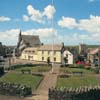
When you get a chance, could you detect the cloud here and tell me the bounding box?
[27,5,43,23]
[43,5,56,19]
[23,4,56,23]
[78,15,100,33]
[0,16,11,22]
[22,15,29,22]
[0,29,19,45]
[58,16,78,29]
[58,15,100,34]
[22,28,56,38]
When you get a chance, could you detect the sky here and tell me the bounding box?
[0,0,100,45]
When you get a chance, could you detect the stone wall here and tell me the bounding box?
[49,86,100,100]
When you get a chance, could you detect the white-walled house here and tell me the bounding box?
[63,49,74,64]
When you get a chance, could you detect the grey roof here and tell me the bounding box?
[22,35,41,47]
[88,48,100,54]
[38,45,62,51]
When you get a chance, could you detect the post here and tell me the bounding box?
[51,0,54,73]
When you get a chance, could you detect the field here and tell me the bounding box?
[57,67,99,88]
[57,76,99,88]
[0,73,43,89]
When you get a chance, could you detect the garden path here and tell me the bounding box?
[27,64,60,100]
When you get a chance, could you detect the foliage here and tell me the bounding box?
[15,66,51,72]
[77,64,84,69]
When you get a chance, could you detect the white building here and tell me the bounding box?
[63,49,74,64]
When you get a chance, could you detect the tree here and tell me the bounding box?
[47,57,50,65]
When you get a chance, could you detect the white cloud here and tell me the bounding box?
[58,16,78,29]
[78,15,100,33]
[0,29,19,45]
[58,15,100,34]
[0,16,11,22]
[43,5,56,19]
[22,15,29,22]
[23,4,56,23]
[22,28,56,38]
[27,5,43,23]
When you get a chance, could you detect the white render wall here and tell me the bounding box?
[63,50,73,64]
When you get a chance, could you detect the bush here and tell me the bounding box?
[68,64,75,68]
[77,64,84,69]
[94,68,100,74]
[10,63,34,70]
[85,66,91,70]
[0,67,4,76]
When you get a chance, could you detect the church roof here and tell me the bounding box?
[21,35,41,47]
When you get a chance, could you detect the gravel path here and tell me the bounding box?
[27,64,60,100]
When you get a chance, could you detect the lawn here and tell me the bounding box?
[0,73,43,90]
[15,66,51,72]
[57,76,100,88]
[60,67,94,74]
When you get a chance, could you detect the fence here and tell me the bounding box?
[49,85,100,100]
[0,82,32,97]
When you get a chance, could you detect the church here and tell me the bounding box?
[15,30,41,57]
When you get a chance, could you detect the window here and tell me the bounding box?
[54,51,56,55]
[32,51,35,53]
[48,51,50,55]
[42,57,44,61]
[54,57,56,61]
[42,51,44,54]
[96,53,98,56]
[66,59,68,63]
[66,54,68,58]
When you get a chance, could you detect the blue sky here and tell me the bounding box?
[0,0,100,45]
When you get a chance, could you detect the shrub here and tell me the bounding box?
[77,64,84,69]
[94,68,100,74]
[0,67,4,76]
[68,64,75,68]
[85,66,91,70]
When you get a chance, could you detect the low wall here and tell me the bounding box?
[49,86,100,100]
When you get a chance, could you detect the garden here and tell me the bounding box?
[57,64,100,88]
[0,64,51,90]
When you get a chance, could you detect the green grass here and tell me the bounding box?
[15,66,51,72]
[60,67,94,74]
[0,73,43,90]
[57,76,99,88]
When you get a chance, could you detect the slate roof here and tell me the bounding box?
[23,47,38,51]
[38,44,62,51]
[21,35,41,47]
[88,48,100,55]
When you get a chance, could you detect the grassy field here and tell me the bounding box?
[57,76,100,88]
[60,67,94,74]
[0,73,43,89]
[15,66,51,72]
